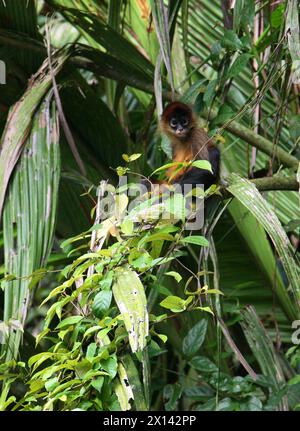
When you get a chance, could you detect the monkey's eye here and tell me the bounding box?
[181,117,188,127]
[170,118,177,128]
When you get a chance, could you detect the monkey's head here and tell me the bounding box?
[161,102,195,141]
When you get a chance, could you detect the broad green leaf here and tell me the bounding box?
[114,377,131,411]
[112,268,149,352]
[138,232,175,248]
[2,96,61,361]
[91,376,104,393]
[151,161,188,176]
[271,4,285,28]
[227,198,297,321]
[180,236,209,247]
[101,355,118,379]
[121,354,147,411]
[52,5,155,76]
[56,316,83,329]
[191,160,213,173]
[240,306,287,410]
[86,343,97,361]
[0,52,65,218]
[190,356,218,373]
[182,319,208,358]
[122,153,142,162]
[160,295,187,313]
[45,377,59,392]
[203,79,218,106]
[163,383,182,411]
[28,352,56,369]
[121,219,134,236]
[227,174,300,307]
[165,271,182,283]
[288,375,300,386]
[92,290,112,318]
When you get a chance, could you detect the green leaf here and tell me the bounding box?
[48,3,155,76]
[221,30,243,51]
[227,197,297,321]
[139,232,175,247]
[0,52,66,218]
[191,160,213,173]
[165,271,182,283]
[56,316,83,329]
[271,4,285,28]
[86,343,97,361]
[45,377,59,392]
[120,354,147,411]
[163,383,182,411]
[155,333,168,343]
[182,319,208,358]
[83,325,102,339]
[92,290,112,318]
[91,376,104,393]
[129,251,153,270]
[113,268,149,352]
[194,306,214,315]
[203,79,218,106]
[122,153,142,163]
[28,352,55,369]
[190,356,218,373]
[75,359,92,380]
[160,295,187,313]
[180,236,209,247]
[101,355,118,379]
[227,54,252,78]
[288,114,300,142]
[152,161,188,176]
[288,375,300,386]
[160,135,173,159]
[2,96,62,362]
[227,174,300,306]
[240,306,286,408]
[120,219,134,236]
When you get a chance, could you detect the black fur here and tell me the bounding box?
[178,146,220,191]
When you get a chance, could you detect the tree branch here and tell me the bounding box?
[205,109,299,170]
[251,175,299,191]
[221,174,299,199]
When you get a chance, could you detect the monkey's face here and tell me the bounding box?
[160,102,195,144]
[169,112,190,139]
[161,102,193,141]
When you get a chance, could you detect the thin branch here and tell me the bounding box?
[250,175,299,191]
[221,174,299,199]
[218,317,258,380]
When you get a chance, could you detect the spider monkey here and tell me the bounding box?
[159,101,220,191]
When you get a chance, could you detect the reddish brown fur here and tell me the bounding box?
[160,102,214,182]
